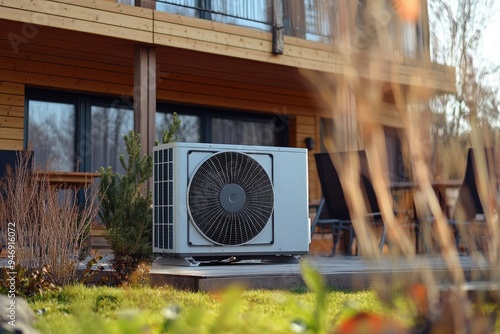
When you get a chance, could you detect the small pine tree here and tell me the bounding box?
[98,132,153,284]
[160,112,181,145]
[98,113,180,285]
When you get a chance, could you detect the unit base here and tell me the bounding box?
[155,256,200,267]
[155,254,302,267]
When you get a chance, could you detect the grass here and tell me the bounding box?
[27,284,408,334]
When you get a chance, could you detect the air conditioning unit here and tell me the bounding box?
[153,142,310,266]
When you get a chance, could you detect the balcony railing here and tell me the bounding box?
[119,0,423,58]
[119,0,334,43]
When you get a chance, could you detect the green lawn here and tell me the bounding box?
[21,263,500,333]
[28,284,405,334]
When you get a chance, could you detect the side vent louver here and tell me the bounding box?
[154,147,174,250]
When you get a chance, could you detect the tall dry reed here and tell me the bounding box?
[302,0,498,329]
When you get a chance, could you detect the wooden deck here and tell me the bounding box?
[150,255,494,292]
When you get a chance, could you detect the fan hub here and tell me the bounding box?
[219,183,246,213]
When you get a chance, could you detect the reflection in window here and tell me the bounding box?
[156,104,288,147]
[212,117,283,146]
[26,90,135,175]
[384,127,406,182]
[403,21,422,58]
[28,100,76,171]
[155,113,201,143]
[91,106,133,174]
[210,0,271,31]
[156,0,197,16]
[304,0,332,43]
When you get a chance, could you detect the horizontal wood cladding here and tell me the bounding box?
[152,10,455,92]
[0,127,23,141]
[0,53,133,88]
[0,20,135,97]
[0,0,153,43]
[288,114,321,200]
[0,81,24,150]
[0,81,23,95]
[156,75,319,116]
[0,139,22,150]
[0,105,23,118]
[156,46,322,93]
[155,46,324,116]
[0,0,456,93]
[285,115,316,147]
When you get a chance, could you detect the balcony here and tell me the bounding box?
[121,0,333,43]
[119,0,427,59]
[0,0,456,93]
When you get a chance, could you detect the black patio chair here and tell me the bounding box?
[1,150,33,173]
[312,151,387,256]
[450,147,496,252]
[0,150,20,179]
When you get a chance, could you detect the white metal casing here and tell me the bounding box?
[152,142,310,258]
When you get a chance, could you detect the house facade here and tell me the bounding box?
[0,0,455,201]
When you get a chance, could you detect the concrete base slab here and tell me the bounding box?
[150,255,494,292]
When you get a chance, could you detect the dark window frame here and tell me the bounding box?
[156,102,289,147]
[25,88,134,173]
[25,88,289,173]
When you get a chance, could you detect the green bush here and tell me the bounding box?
[1,264,58,298]
[98,114,181,285]
[98,131,154,285]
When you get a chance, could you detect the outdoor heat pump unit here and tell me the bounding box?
[153,142,310,266]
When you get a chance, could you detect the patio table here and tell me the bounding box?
[390,179,462,217]
[34,171,100,189]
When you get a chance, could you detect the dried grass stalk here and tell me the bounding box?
[0,151,99,285]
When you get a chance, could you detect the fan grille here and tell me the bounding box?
[187,151,274,245]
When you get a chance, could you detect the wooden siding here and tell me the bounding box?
[0,18,324,194]
[155,47,322,117]
[0,0,456,93]
[0,0,457,197]
[289,115,321,200]
[0,0,153,43]
[0,21,135,96]
[0,18,323,118]
[0,19,135,150]
[153,9,456,93]
[0,81,24,150]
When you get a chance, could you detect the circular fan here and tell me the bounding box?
[187,151,274,246]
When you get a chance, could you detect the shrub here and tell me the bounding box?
[98,112,181,285]
[0,264,58,298]
[0,150,99,286]
[98,132,154,285]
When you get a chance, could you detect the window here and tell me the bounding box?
[26,90,133,174]
[155,112,201,143]
[384,127,406,182]
[27,90,287,174]
[156,103,288,147]
[402,20,423,59]
[28,100,77,171]
[90,104,134,174]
